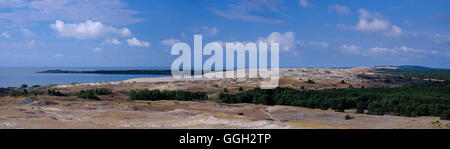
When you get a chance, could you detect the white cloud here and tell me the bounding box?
[20,28,32,36]
[1,32,10,38]
[329,4,350,15]
[213,31,297,52]
[385,25,403,37]
[355,18,391,32]
[358,9,383,19]
[297,41,328,48]
[431,50,439,55]
[397,46,424,53]
[0,0,27,8]
[27,40,36,47]
[445,51,450,57]
[299,0,309,8]
[54,54,63,58]
[349,9,403,37]
[161,38,180,46]
[0,40,39,49]
[201,26,220,36]
[127,37,149,47]
[403,20,414,26]
[50,20,132,39]
[365,47,392,56]
[104,38,121,45]
[0,0,142,27]
[340,44,361,54]
[308,41,329,48]
[93,47,103,52]
[0,29,33,39]
[432,33,450,44]
[209,0,284,24]
[258,31,296,51]
[363,46,431,57]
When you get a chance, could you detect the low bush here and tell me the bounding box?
[345,114,354,120]
[47,90,67,96]
[78,90,100,100]
[94,88,112,95]
[128,89,207,101]
[9,91,24,97]
[306,79,315,84]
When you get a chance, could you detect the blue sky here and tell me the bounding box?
[0,0,449,68]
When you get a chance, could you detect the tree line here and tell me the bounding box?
[128,89,208,101]
[77,88,113,100]
[375,66,450,80]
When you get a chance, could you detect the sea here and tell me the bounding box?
[0,67,170,88]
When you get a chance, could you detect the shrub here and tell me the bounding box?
[432,120,441,127]
[0,88,7,97]
[306,79,315,84]
[95,88,112,95]
[239,87,243,92]
[345,114,354,120]
[9,91,23,97]
[129,89,207,101]
[47,90,67,96]
[78,90,100,100]
[31,91,43,97]
[223,88,228,93]
[384,79,392,83]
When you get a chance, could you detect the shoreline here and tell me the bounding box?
[4,66,444,89]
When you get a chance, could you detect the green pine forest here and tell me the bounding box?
[220,81,450,120]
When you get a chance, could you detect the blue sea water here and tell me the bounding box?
[0,67,170,88]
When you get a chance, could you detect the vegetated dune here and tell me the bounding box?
[0,67,448,129]
[0,97,447,129]
[57,67,428,92]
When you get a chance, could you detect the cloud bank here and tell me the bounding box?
[50,20,132,39]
